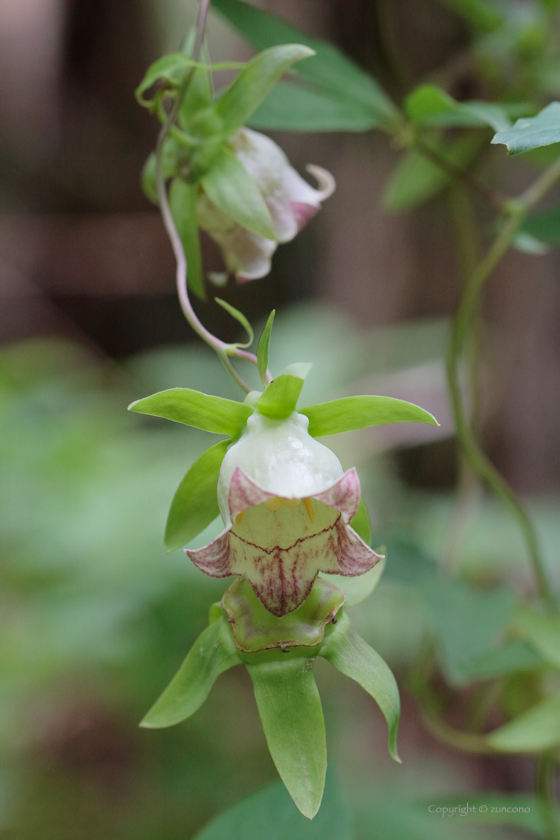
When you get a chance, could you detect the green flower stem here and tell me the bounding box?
[447,154,560,613]
[537,752,560,840]
[155,0,270,395]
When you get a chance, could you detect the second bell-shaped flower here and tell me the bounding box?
[186,412,382,617]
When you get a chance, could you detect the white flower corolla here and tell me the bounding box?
[186,413,382,617]
[197,128,335,283]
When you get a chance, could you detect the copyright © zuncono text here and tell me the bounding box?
[428,804,531,817]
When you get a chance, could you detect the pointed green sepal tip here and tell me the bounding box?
[300,395,438,437]
[140,615,242,729]
[321,611,401,762]
[257,362,312,420]
[127,388,252,436]
[246,656,327,819]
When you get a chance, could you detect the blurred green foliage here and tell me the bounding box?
[1,304,558,837]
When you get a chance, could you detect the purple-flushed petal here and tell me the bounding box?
[312,468,361,523]
[186,529,232,578]
[228,467,276,520]
[329,521,383,576]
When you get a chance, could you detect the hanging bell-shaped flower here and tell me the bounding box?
[186,411,382,617]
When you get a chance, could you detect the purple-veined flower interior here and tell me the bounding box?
[186,412,382,617]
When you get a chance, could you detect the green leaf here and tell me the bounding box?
[215,44,315,134]
[492,102,560,155]
[383,134,483,213]
[222,576,345,653]
[214,298,254,348]
[523,206,560,244]
[514,607,560,669]
[140,615,241,728]
[169,178,206,300]
[193,769,353,840]
[349,496,372,545]
[257,310,275,387]
[487,693,560,752]
[420,578,517,686]
[201,147,275,239]
[246,656,327,819]
[405,84,511,131]
[212,0,399,131]
[300,395,438,437]
[461,641,547,681]
[257,364,311,420]
[249,81,379,132]
[321,612,400,761]
[136,53,195,107]
[324,557,386,607]
[128,388,252,436]
[165,439,229,552]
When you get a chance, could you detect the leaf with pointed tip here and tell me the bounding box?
[128,388,252,436]
[492,102,560,155]
[246,656,327,819]
[140,615,241,728]
[257,364,311,420]
[300,395,438,437]
[257,310,275,387]
[165,439,230,552]
[212,0,399,131]
[405,84,511,131]
[201,147,275,239]
[487,694,560,752]
[169,178,206,300]
[321,612,400,761]
[249,81,379,132]
[215,44,315,134]
[215,298,253,348]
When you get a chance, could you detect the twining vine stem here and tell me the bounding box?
[155,0,270,395]
[446,153,560,612]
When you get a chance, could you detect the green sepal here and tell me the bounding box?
[136,53,196,108]
[300,395,438,437]
[324,556,386,607]
[257,363,312,420]
[165,438,230,552]
[128,388,252,436]
[246,654,327,819]
[214,44,315,135]
[169,178,206,300]
[201,147,275,239]
[214,298,254,348]
[140,614,242,728]
[222,576,345,653]
[405,85,511,132]
[486,693,560,752]
[492,102,560,155]
[178,46,214,131]
[257,310,275,387]
[320,611,400,762]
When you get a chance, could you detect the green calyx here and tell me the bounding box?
[140,575,400,819]
[222,576,345,654]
